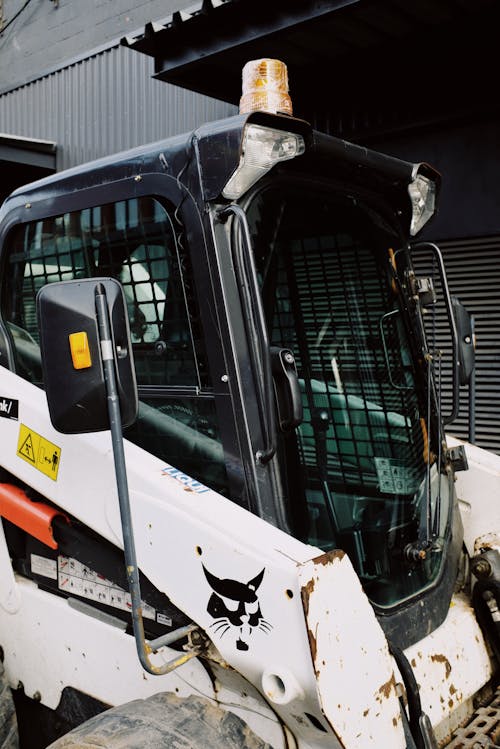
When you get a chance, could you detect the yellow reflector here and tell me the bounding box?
[239,58,293,115]
[69,331,92,370]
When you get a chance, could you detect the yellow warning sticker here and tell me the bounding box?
[17,424,61,481]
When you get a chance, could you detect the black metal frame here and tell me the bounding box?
[0,169,249,513]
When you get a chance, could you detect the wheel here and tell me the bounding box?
[46,692,272,748]
[0,661,19,749]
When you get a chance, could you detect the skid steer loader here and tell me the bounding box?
[0,59,499,749]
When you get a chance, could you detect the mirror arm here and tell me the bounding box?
[95,283,201,675]
[410,242,460,425]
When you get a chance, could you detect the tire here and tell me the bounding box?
[0,662,19,749]
[46,692,272,748]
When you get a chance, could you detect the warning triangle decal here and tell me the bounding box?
[18,432,36,463]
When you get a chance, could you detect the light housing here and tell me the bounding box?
[239,58,293,116]
[222,123,305,200]
[408,173,437,236]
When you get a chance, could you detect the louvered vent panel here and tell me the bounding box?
[413,237,500,454]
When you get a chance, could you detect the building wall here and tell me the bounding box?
[367,120,500,453]
[0,0,193,93]
[1,0,498,454]
[0,43,236,171]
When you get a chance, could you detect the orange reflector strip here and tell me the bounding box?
[69,331,92,370]
[388,248,398,295]
[420,417,430,464]
[0,483,68,549]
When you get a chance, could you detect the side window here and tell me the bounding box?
[2,196,230,496]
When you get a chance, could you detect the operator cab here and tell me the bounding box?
[0,61,464,649]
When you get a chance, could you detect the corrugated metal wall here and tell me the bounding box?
[414,237,500,455]
[439,237,500,454]
[0,44,237,171]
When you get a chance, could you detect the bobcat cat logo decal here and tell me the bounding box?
[203,566,272,651]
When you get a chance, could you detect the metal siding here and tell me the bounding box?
[415,238,500,455]
[0,44,236,171]
[440,238,500,454]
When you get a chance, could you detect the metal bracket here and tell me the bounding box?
[446,444,468,473]
[415,276,437,307]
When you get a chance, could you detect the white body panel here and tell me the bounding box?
[0,369,496,748]
[404,593,492,744]
[447,435,500,555]
[0,366,407,747]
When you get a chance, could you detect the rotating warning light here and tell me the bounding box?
[240,58,293,116]
[69,331,92,370]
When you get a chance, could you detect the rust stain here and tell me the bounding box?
[393,718,398,727]
[411,658,417,668]
[448,699,454,708]
[363,709,369,717]
[300,577,319,664]
[449,684,456,695]
[311,549,345,566]
[431,654,452,679]
[378,674,396,700]
[301,577,315,618]
[307,625,318,663]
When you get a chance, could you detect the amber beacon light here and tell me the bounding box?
[239,58,293,115]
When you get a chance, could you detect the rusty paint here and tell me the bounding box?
[448,699,453,708]
[392,717,397,727]
[303,578,315,596]
[449,684,456,695]
[378,674,396,700]
[301,577,315,618]
[311,549,345,566]
[308,626,318,664]
[411,658,417,667]
[363,709,369,717]
[301,574,319,663]
[431,653,452,679]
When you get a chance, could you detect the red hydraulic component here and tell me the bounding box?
[0,483,68,549]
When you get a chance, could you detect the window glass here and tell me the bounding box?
[3,197,201,387]
[2,197,230,497]
[247,185,447,608]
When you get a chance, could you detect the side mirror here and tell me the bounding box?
[452,296,475,386]
[37,278,138,434]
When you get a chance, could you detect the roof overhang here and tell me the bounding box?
[121,0,359,106]
[0,133,56,171]
[122,0,499,139]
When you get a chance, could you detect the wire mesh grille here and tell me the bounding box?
[264,216,424,494]
[5,197,204,388]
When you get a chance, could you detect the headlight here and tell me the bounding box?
[222,123,305,200]
[408,173,436,236]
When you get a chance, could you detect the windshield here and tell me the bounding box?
[246,183,449,608]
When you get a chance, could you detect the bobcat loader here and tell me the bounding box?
[0,60,499,749]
